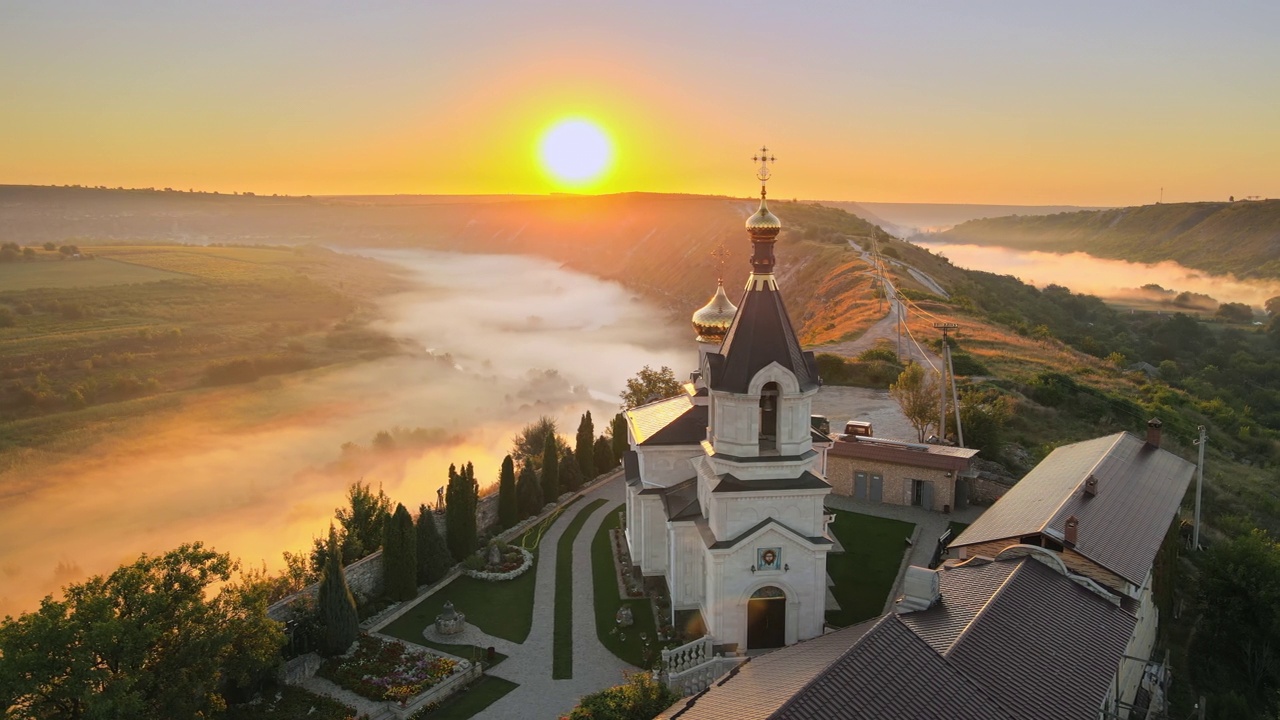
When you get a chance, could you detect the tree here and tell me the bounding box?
[1217,302,1255,324]
[620,365,683,409]
[415,503,451,585]
[563,671,680,720]
[541,431,560,502]
[42,241,56,251]
[0,543,283,719]
[497,454,519,528]
[890,362,940,442]
[335,480,393,564]
[445,462,479,562]
[594,434,616,476]
[610,412,629,460]
[575,411,595,480]
[382,503,417,601]
[318,526,360,656]
[958,387,1013,459]
[1191,528,1280,715]
[561,453,585,493]
[517,462,543,519]
[511,416,570,472]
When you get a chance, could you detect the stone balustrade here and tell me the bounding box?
[661,635,713,675]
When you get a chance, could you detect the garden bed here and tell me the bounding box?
[460,544,533,582]
[318,635,465,705]
[592,504,663,669]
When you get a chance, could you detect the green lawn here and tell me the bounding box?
[591,504,660,669]
[412,675,519,720]
[824,508,915,627]
[380,500,580,647]
[553,498,607,679]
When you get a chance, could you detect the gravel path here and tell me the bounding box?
[477,477,631,720]
[815,240,943,369]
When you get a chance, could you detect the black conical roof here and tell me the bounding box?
[706,279,819,394]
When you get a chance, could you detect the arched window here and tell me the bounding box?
[759,381,779,452]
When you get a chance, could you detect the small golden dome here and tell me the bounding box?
[745,196,781,239]
[692,281,738,343]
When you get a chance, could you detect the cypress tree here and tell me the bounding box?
[416,503,451,584]
[497,455,518,528]
[610,412,629,461]
[561,453,585,492]
[382,503,417,601]
[517,463,543,519]
[594,434,616,476]
[540,432,560,503]
[575,411,595,480]
[318,525,359,656]
[445,463,479,562]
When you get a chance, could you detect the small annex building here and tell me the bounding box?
[826,434,978,512]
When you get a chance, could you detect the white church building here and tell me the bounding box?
[623,157,836,651]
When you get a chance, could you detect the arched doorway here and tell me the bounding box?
[747,585,786,650]
[759,382,779,452]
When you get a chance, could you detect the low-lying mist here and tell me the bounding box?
[917,242,1280,309]
[0,250,688,617]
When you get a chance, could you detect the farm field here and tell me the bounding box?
[0,257,186,290]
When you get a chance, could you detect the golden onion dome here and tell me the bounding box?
[745,196,781,239]
[692,281,738,343]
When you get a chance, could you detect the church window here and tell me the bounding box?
[759,382,779,452]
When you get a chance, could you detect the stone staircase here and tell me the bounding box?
[660,635,749,696]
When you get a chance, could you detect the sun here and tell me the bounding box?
[537,119,612,188]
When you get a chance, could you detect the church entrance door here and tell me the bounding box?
[747,586,786,650]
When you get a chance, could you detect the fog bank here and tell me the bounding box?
[917,242,1280,309]
[0,250,688,617]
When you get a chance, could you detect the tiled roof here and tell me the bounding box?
[951,432,1194,585]
[656,619,877,720]
[658,556,1137,720]
[626,394,708,446]
[942,559,1136,720]
[776,617,1012,720]
[711,471,830,493]
[828,437,978,471]
[706,283,819,394]
[661,478,702,522]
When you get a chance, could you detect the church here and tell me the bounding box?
[623,153,835,651]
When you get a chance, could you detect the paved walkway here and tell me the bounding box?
[467,477,631,720]
[824,494,986,612]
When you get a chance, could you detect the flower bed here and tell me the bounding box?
[461,545,533,582]
[318,635,460,704]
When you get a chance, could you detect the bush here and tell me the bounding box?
[0,307,15,327]
[816,353,903,388]
[563,672,679,720]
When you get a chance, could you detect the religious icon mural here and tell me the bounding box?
[757,547,782,571]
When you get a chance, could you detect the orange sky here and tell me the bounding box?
[1,2,1277,205]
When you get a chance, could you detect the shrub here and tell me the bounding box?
[563,672,679,720]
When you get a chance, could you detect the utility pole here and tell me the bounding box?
[933,323,960,444]
[1193,425,1206,550]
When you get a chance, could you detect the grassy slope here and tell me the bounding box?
[934,200,1280,279]
[553,498,607,679]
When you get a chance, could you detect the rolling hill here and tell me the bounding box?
[930,200,1280,279]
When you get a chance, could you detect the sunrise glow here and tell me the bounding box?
[537,119,613,189]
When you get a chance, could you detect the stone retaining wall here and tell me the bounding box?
[966,473,1014,506]
[268,551,385,622]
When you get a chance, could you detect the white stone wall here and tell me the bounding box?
[639,494,669,575]
[702,526,828,649]
[668,523,706,610]
[637,445,703,487]
[708,490,828,542]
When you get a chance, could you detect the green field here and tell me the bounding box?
[0,257,185,290]
[418,675,518,720]
[824,509,915,627]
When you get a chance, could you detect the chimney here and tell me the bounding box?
[1083,474,1098,497]
[1146,418,1163,448]
[1064,515,1079,546]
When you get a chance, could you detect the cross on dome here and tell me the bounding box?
[752,147,776,195]
[710,243,731,282]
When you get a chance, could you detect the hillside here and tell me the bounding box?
[815,201,1103,236]
[931,199,1280,279]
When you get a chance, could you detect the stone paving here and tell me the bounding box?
[823,493,986,612]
